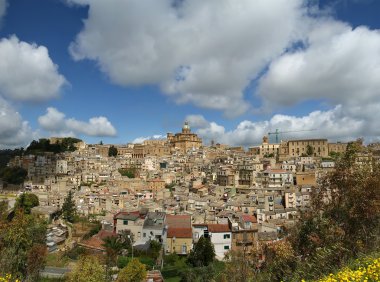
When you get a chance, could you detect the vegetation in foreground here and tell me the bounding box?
[315,255,380,282]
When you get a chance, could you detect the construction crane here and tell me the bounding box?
[268,129,317,143]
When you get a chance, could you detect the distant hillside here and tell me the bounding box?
[0,148,24,170]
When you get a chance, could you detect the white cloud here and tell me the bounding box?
[132,135,165,144]
[38,107,117,137]
[185,115,209,128]
[190,106,380,147]
[0,36,66,102]
[0,97,37,148]
[69,0,307,116]
[258,20,380,110]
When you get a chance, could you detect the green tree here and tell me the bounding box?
[118,168,136,178]
[306,144,314,156]
[26,243,47,281]
[315,142,380,253]
[61,190,76,223]
[223,250,255,282]
[0,166,27,185]
[68,255,106,282]
[0,210,47,280]
[262,240,296,281]
[14,193,39,214]
[117,258,147,282]
[149,240,162,260]
[108,145,118,157]
[180,265,216,282]
[25,138,81,154]
[102,236,123,266]
[187,236,215,267]
[0,148,24,171]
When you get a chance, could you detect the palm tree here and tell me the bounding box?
[102,236,123,266]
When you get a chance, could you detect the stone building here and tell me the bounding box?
[328,142,348,154]
[278,139,329,159]
[167,122,202,153]
[249,136,280,158]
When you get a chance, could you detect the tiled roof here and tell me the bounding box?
[79,236,105,251]
[166,214,191,228]
[114,211,140,220]
[207,224,231,233]
[97,229,117,240]
[241,214,257,223]
[167,227,192,238]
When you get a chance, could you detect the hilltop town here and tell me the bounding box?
[0,122,379,280]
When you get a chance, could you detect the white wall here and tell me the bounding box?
[210,232,232,260]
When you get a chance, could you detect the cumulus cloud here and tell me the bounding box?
[258,20,380,110]
[132,135,165,144]
[189,106,379,147]
[38,107,117,137]
[69,0,307,116]
[0,97,37,148]
[0,36,66,102]
[185,115,209,128]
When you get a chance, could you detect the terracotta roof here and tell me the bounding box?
[241,214,257,223]
[166,214,191,228]
[207,224,231,233]
[97,229,117,240]
[79,229,116,251]
[147,178,164,182]
[167,227,192,238]
[114,211,140,220]
[79,236,105,251]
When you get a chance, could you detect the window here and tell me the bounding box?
[224,234,231,239]
[123,220,128,225]
[143,233,146,238]
[224,245,230,250]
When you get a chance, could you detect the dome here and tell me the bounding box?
[182,121,191,133]
[183,121,190,129]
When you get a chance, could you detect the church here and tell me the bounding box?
[167,122,202,153]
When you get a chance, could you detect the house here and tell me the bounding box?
[166,215,192,255]
[141,211,167,244]
[113,211,145,243]
[230,215,258,255]
[193,223,232,260]
[31,206,60,223]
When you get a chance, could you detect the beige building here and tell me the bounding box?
[147,179,166,199]
[296,171,317,186]
[113,211,145,242]
[328,142,348,154]
[167,122,202,153]
[281,139,329,158]
[249,136,280,158]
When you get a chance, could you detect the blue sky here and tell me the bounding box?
[0,0,380,148]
